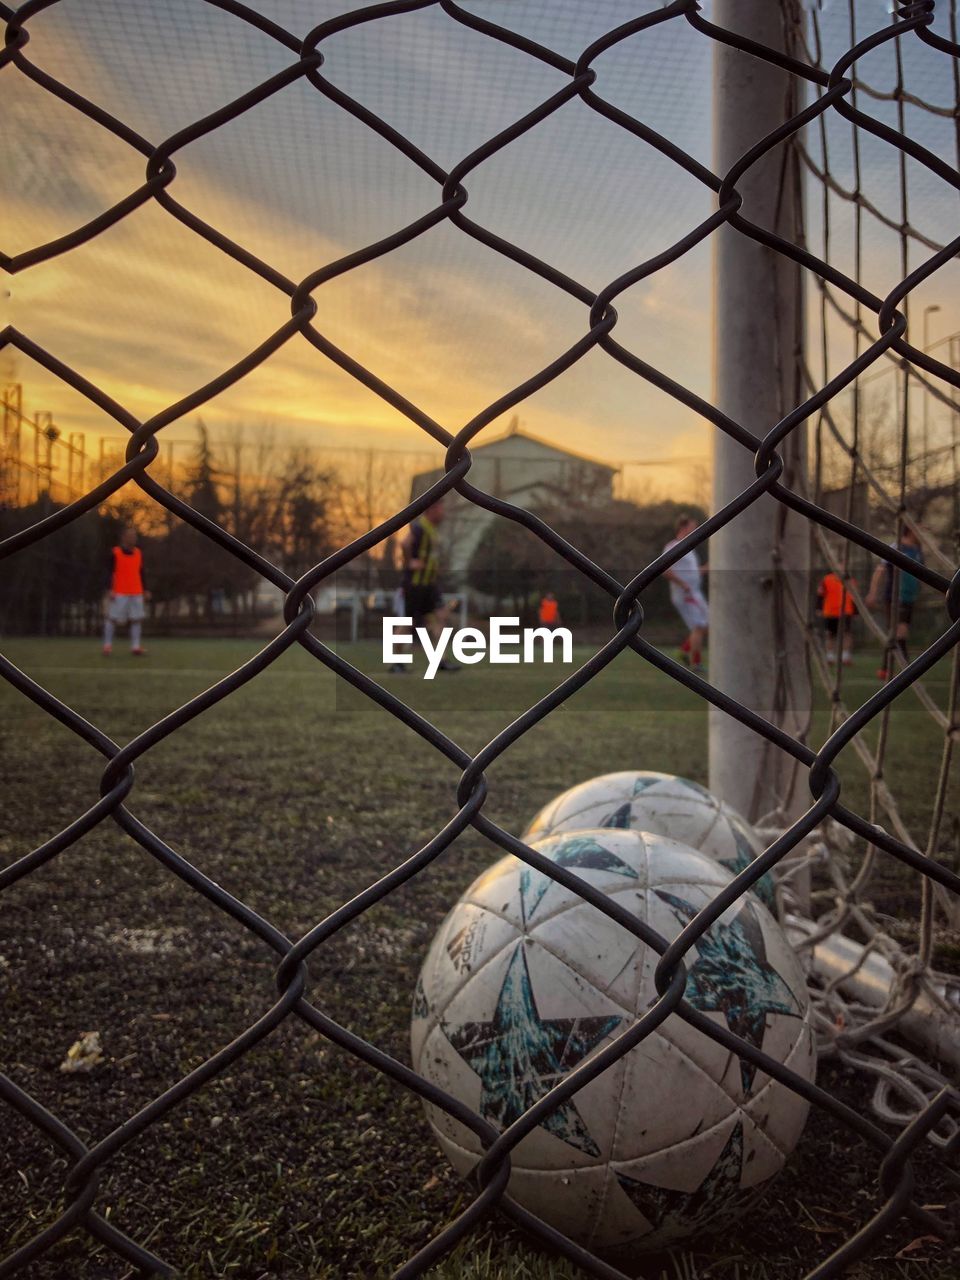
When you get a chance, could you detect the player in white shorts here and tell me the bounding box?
[103,526,149,655]
[663,513,709,674]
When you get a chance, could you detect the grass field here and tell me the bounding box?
[2,637,958,1279]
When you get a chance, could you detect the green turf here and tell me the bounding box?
[1,637,957,1278]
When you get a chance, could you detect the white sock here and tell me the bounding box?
[130,622,142,649]
[103,620,115,647]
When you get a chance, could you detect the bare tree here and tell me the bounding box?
[333,447,425,587]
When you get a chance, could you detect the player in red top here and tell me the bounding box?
[538,592,560,626]
[816,569,857,665]
[103,527,149,656]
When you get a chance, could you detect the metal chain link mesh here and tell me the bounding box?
[2,1,959,1277]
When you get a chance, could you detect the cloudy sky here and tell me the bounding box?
[3,0,959,496]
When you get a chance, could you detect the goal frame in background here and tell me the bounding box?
[710,0,811,886]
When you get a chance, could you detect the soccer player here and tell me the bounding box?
[663,513,708,674]
[538,591,560,627]
[817,568,857,665]
[103,526,149,656]
[393,496,458,673]
[866,523,924,679]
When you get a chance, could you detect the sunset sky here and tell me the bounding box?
[3,0,959,501]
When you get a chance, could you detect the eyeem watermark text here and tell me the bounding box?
[383,617,573,679]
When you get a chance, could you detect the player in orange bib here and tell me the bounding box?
[816,569,857,665]
[538,592,560,626]
[103,527,149,656]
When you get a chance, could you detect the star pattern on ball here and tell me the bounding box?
[519,834,638,923]
[655,890,801,1094]
[600,801,632,829]
[412,976,429,1021]
[718,822,776,912]
[616,1120,747,1234]
[442,943,622,1155]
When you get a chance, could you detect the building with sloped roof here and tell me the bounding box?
[409,422,618,586]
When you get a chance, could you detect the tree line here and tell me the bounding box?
[0,422,412,634]
[466,495,707,628]
[1,418,709,637]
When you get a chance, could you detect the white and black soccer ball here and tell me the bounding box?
[411,829,815,1253]
[524,771,776,912]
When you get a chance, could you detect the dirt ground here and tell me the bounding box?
[2,638,957,1278]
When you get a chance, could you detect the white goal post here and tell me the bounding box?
[710,0,812,876]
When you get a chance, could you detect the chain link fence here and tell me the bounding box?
[2,1,959,1277]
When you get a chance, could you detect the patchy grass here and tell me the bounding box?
[1,637,957,1278]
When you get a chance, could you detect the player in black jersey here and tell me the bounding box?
[390,496,459,673]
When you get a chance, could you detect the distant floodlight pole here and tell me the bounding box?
[711,1,811,875]
[922,304,941,490]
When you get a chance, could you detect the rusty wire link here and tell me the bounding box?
[2,0,959,1277]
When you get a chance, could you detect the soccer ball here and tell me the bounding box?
[411,829,815,1253]
[524,771,776,912]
